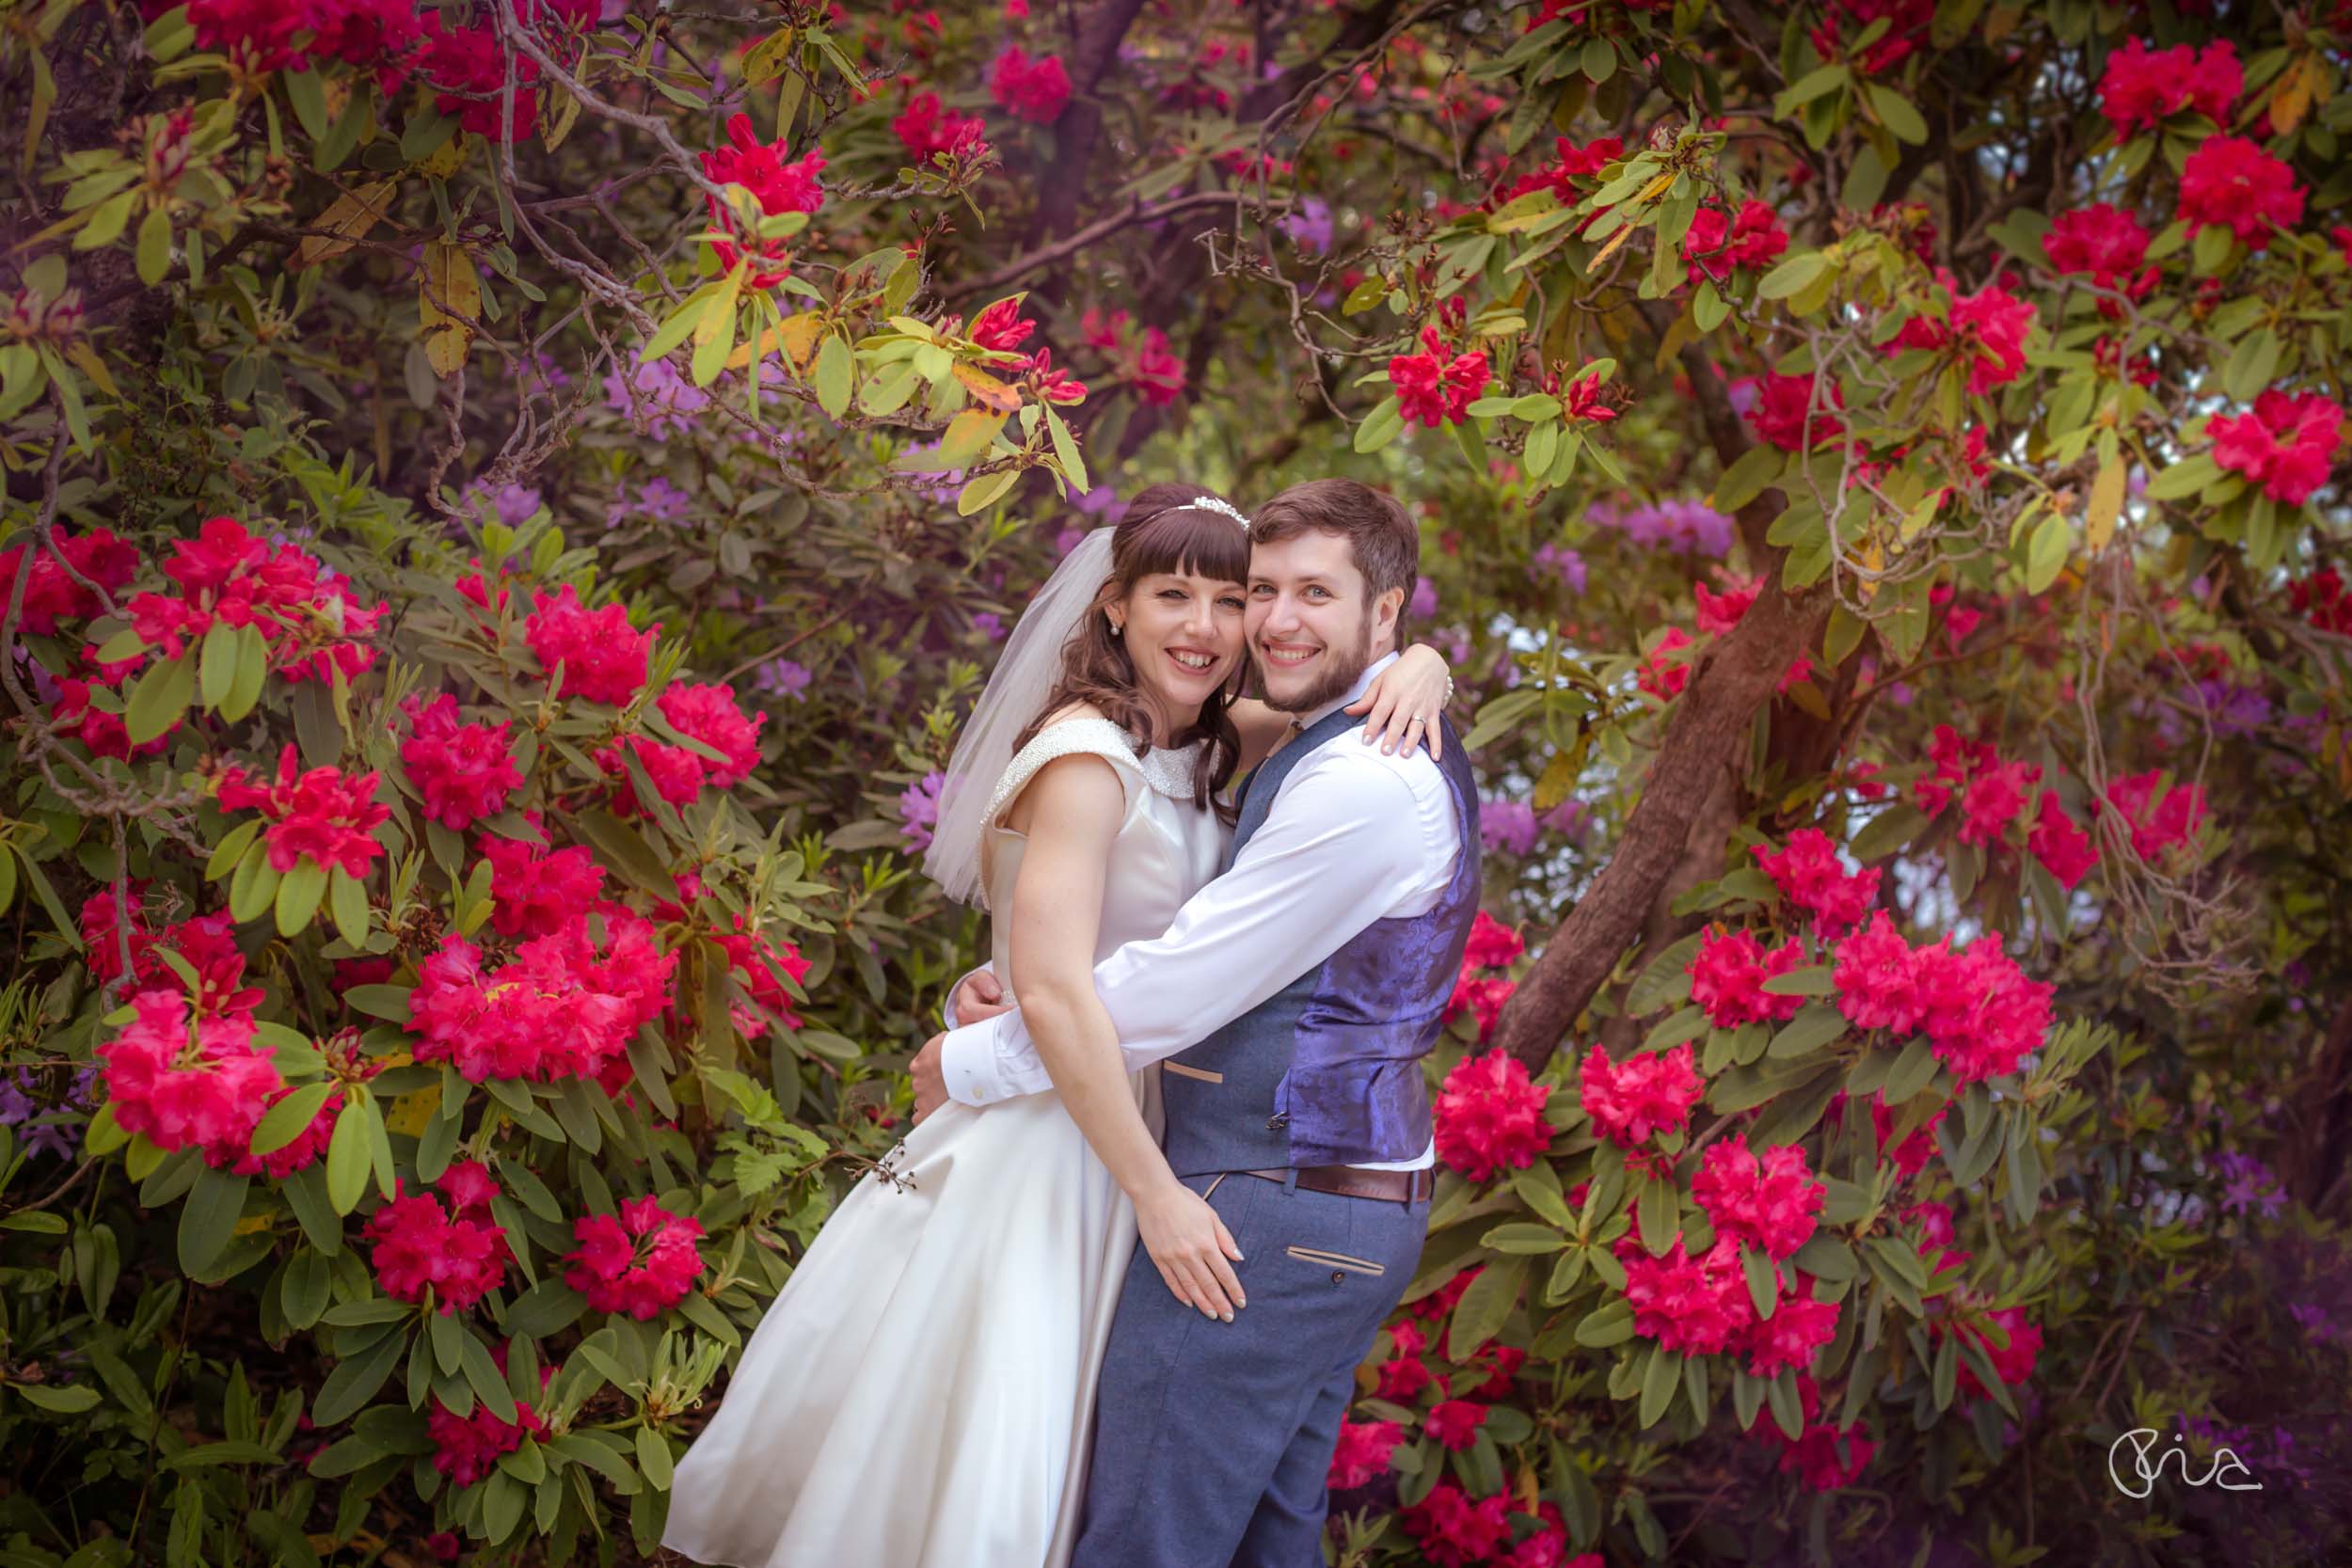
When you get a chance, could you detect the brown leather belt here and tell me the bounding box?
[1235,1164,1435,1204]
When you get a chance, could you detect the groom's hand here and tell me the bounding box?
[911,1033,949,1123]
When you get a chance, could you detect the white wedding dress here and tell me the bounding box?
[663,717,1227,1568]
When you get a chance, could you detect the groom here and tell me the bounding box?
[911,477,1483,1567]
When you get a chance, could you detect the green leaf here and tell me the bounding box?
[1882,1037,1940,1103]
[1626,931,1703,1017]
[1044,406,1089,496]
[1481,1222,1569,1255]
[1638,1345,1680,1428]
[642,288,713,361]
[1444,1256,1528,1361]
[275,859,327,937]
[1866,83,1930,145]
[1352,398,1406,454]
[123,654,194,745]
[205,817,262,882]
[342,984,413,1023]
[1848,802,1928,861]
[135,207,174,286]
[956,467,1021,516]
[328,866,371,949]
[1767,1002,1847,1060]
[1758,964,1835,997]
[2144,453,2220,501]
[15,1382,103,1413]
[312,1325,409,1425]
[634,1425,675,1489]
[250,1081,338,1156]
[1757,252,1830,301]
[325,1100,371,1214]
[1637,1174,1679,1257]
[221,623,268,722]
[1574,1297,1634,1347]
[2221,327,2281,404]
[177,1167,248,1276]
[1774,62,1851,117]
[933,406,1007,470]
[811,335,852,419]
[1713,445,1783,515]
[2021,509,2070,594]
[1742,1243,1780,1319]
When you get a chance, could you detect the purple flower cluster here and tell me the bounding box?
[752,657,811,703]
[603,350,712,439]
[0,1066,95,1160]
[1532,542,1587,594]
[1481,799,1539,856]
[1590,497,1736,557]
[2215,1150,2287,1218]
[1278,196,1334,253]
[899,770,946,851]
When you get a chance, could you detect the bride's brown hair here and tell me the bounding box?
[1013,482,1251,817]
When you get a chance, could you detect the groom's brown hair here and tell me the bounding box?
[1248,479,1419,610]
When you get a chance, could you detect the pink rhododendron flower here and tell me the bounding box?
[989,45,1071,121]
[0,527,138,636]
[1424,1399,1488,1451]
[1580,1041,1703,1147]
[98,990,279,1154]
[2027,789,2098,889]
[366,1178,510,1314]
[1326,1418,1402,1488]
[1683,198,1788,285]
[2178,135,2306,248]
[481,824,608,939]
[1915,938,2053,1084]
[400,693,522,830]
[1433,1048,1552,1181]
[1389,327,1490,428]
[1615,1230,1755,1354]
[1687,927,1808,1029]
[2098,37,2240,136]
[82,895,260,1015]
[564,1195,706,1319]
[1692,1133,1827,1259]
[1397,1482,1512,1568]
[406,915,675,1084]
[1754,828,1881,932]
[1833,910,1928,1036]
[215,743,391,879]
[429,1386,548,1487]
[1462,910,1525,970]
[126,516,382,684]
[2043,203,2156,309]
[1896,276,2035,394]
[1749,1373,1877,1489]
[700,113,827,290]
[204,1081,342,1179]
[2101,768,2209,860]
[1948,1305,2042,1398]
[2208,389,2343,505]
[1741,1278,1842,1380]
[524,585,657,705]
[893,90,986,162]
[1746,371,1845,451]
[1638,626,1693,701]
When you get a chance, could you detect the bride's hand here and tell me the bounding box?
[1343,641,1451,758]
[1135,1179,1248,1322]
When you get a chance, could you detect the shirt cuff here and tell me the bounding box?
[940,1016,1012,1106]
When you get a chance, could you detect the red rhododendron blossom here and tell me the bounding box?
[1327,1418,1403,1489]
[1687,927,1808,1029]
[1637,626,1693,701]
[1750,1373,1877,1489]
[2027,790,2099,890]
[1683,198,1788,285]
[1580,1041,1703,1147]
[1494,135,1622,205]
[437,1157,501,1225]
[2042,204,2156,310]
[1433,1048,1553,1181]
[708,923,814,1041]
[523,585,657,705]
[481,825,607,939]
[1754,828,1881,933]
[1409,1264,1482,1322]
[700,113,826,291]
[1397,1482,1513,1568]
[1948,1305,2042,1398]
[1833,910,1928,1037]
[429,1388,548,1488]
[1558,375,1615,423]
[2098,37,2241,136]
[1808,0,1930,74]
[99,990,280,1154]
[1746,372,1846,451]
[1692,1133,1827,1259]
[1444,969,1515,1044]
[215,743,391,879]
[1424,1399,1488,1451]
[2102,768,2209,860]
[0,527,138,636]
[1694,576,1757,636]
[989,45,1071,121]
[564,1195,706,1319]
[1462,910,1525,970]
[1915,938,2053,1084]
[1024,347,1088,405]
[1129,327,1185,406]
[1860,1088,1947,1178]
[2291,567,2352,635]
[2209,389,2344,505]
[1742,1280,1842,1380]
[1615,1231,1756,1354]
[1897,277,2035,395]
[126,516,383,685]
[417,16,540,138]
[406,917,673,1083]
[1957,755,2039,847]
[400,693,522,830]
[1468,1340,1528,1399]
[1389,327,1490,428]
[366,1182,510,1314]
[56,648,174,762]
[893,90,987,162]
[966,296,1037,355]
[596,735,708,817]
[2178,135,2306,248]
[1375,1330,1433,1400]
[82,895,260,1015]
[305,0,428,85]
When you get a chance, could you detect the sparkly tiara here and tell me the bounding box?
[1187,495,1251,532]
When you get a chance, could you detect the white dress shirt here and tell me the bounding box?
[940,650,1460,1170]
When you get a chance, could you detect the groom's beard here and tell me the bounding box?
[1262,609,1376,714]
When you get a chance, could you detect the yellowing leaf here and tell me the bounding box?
[419,240,480,377]
[727,310,824,372]
[2085,452,2126,553]
[2267,55,2320,136]
[293,180,396,269]
[383,1085,442,1138]
[952,362,1023,413]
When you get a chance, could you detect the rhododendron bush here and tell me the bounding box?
[3,0,2350,1565]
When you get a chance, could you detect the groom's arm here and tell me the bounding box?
[936,755,1431,1106]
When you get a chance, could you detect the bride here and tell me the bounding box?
[661,483,1452,1568]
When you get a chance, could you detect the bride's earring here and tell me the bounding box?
[1108,615,1123,638]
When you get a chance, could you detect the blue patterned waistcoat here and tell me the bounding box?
[1157,704,1482,1174]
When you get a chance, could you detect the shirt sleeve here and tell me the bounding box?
[939,752,1437,1106]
